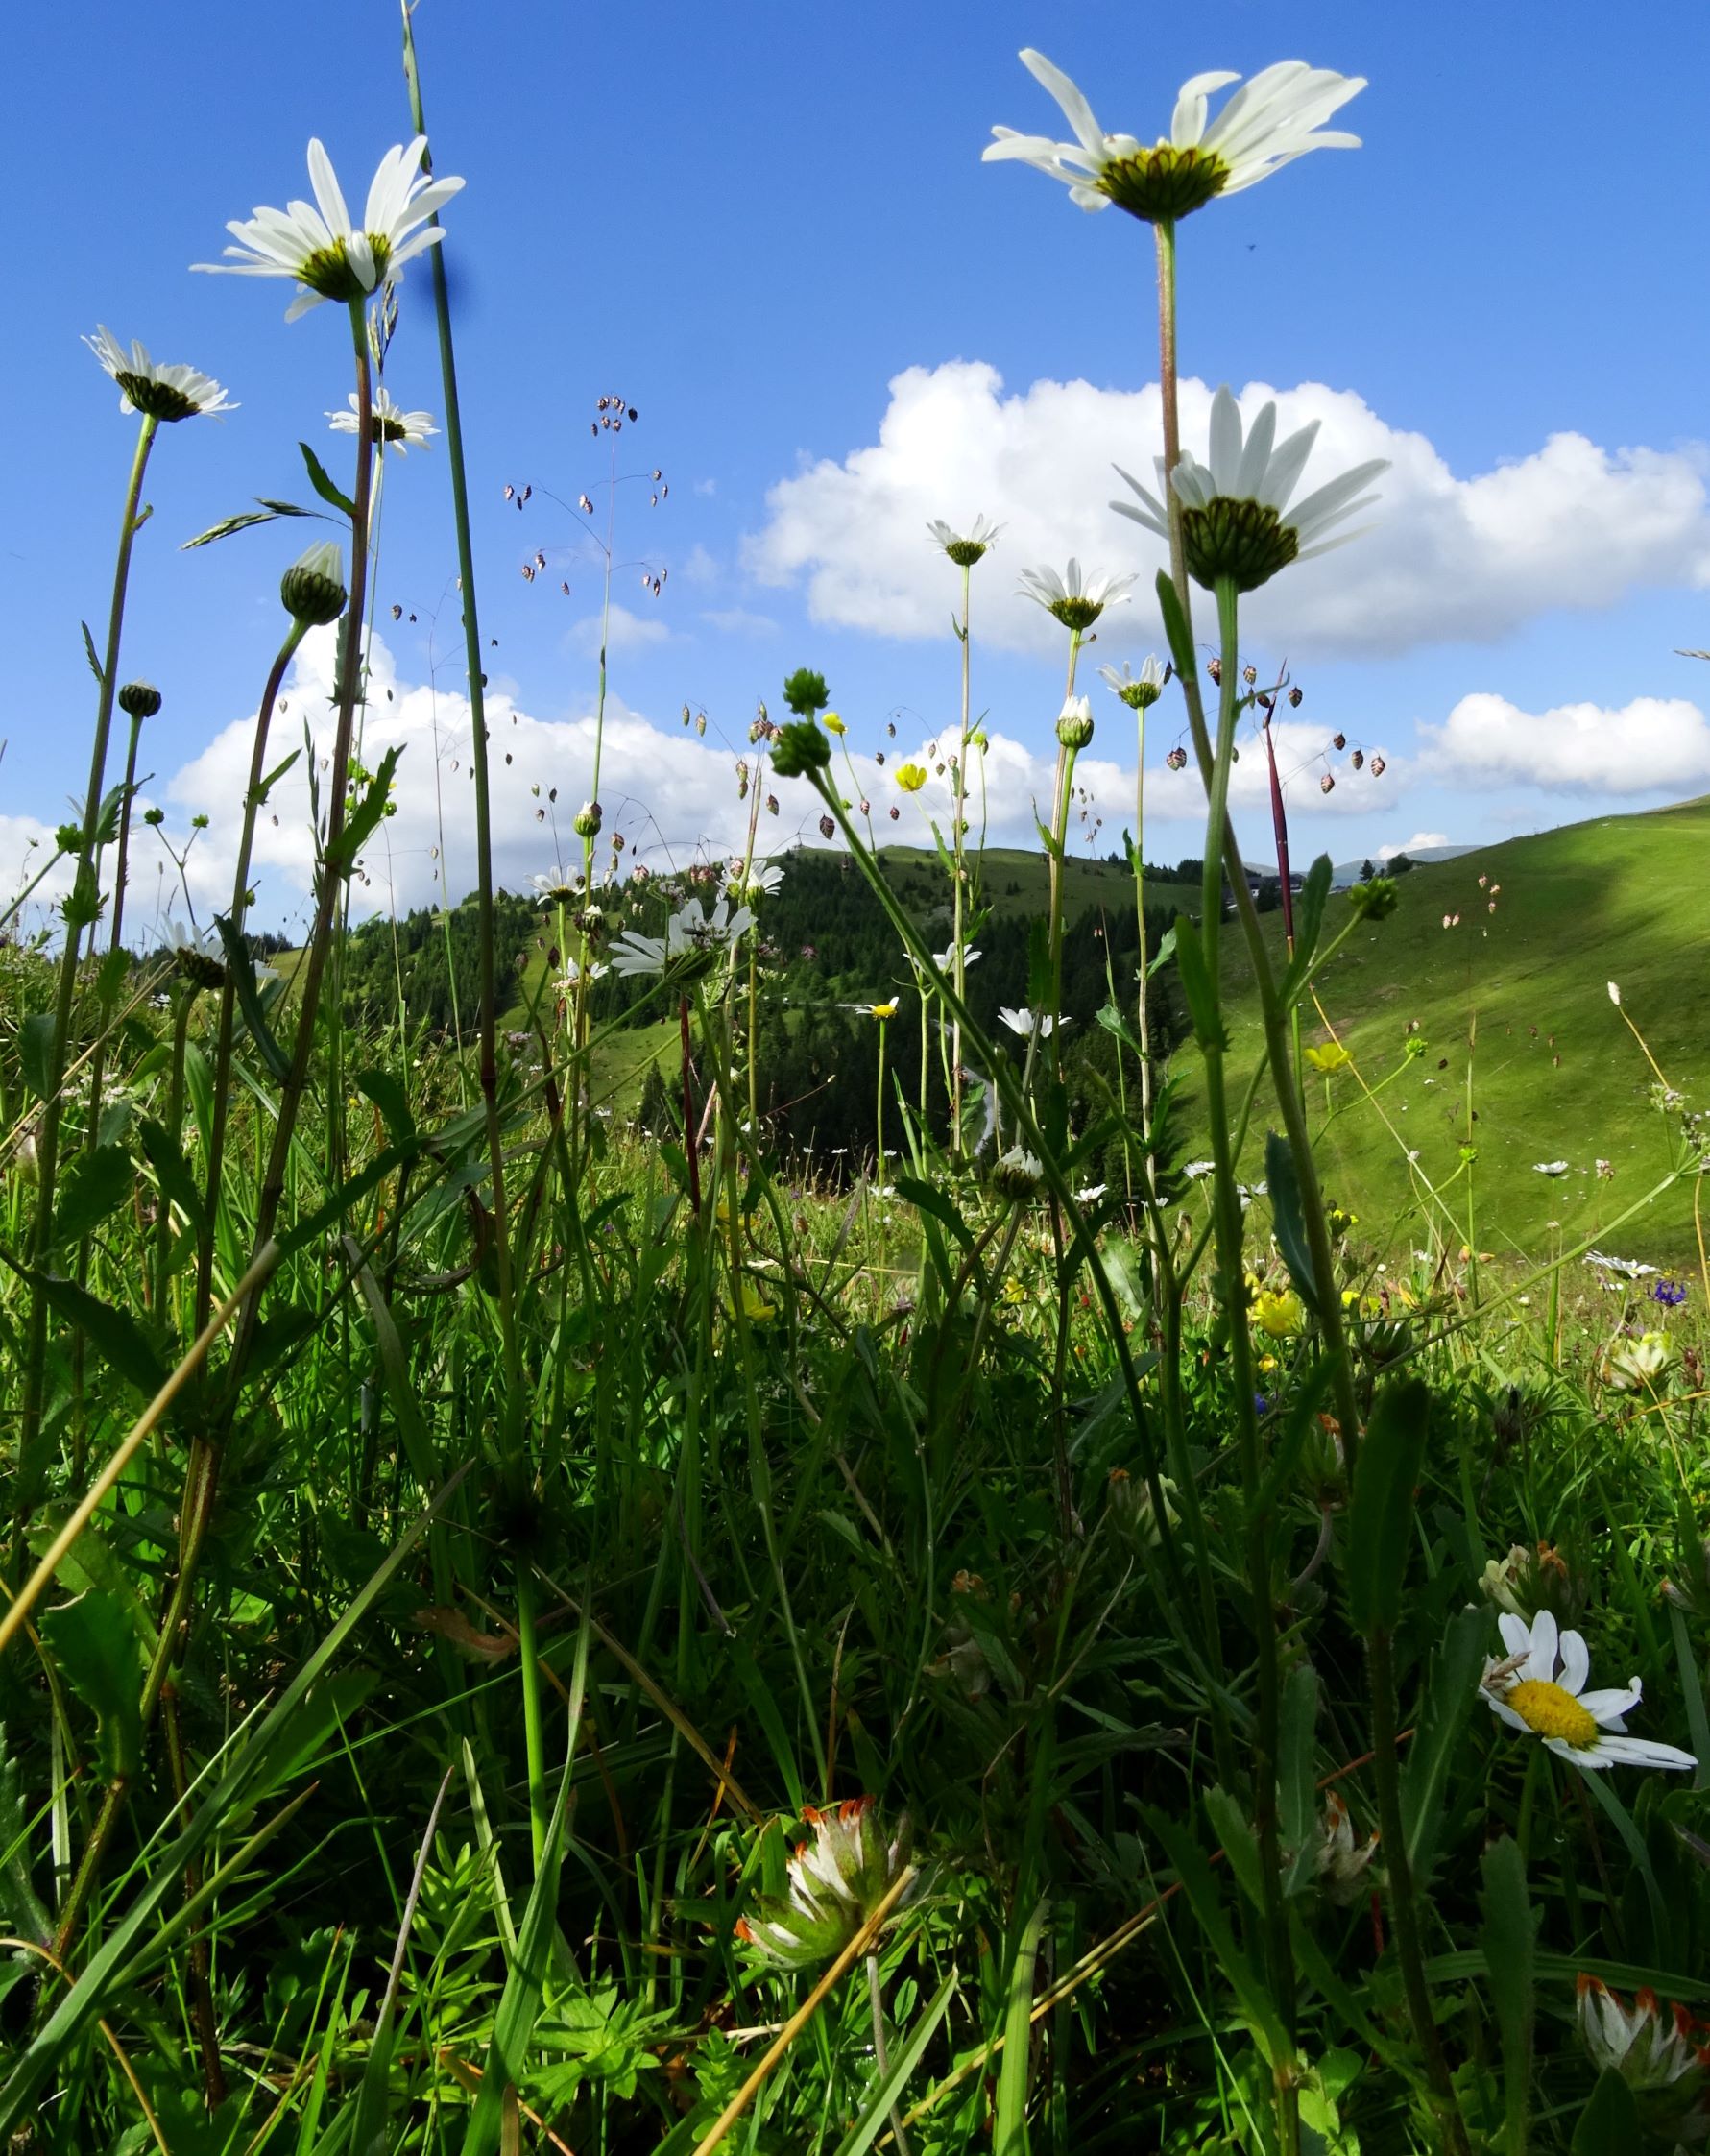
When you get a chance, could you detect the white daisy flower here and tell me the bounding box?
[729,858,784,902]
[931,944,980,971]
[1584,1251,1659,1280]
[327,386,438,453]
[992,1146,1046,1199]
[1182,1159,1216,1179]
[609,896,754,977]
[927,514,1003,567]
[530,867,591,906]
[196,137,465,322]
[999,1006,1069,1039]
[984,50,1365,225]
[1113,385,1388,593]
[1074,1182,1108,1204]
[1481,1610,1696,1776]
[163,920,227,992]
[1018,558,1136,632]
[1532,1160,1570,1176]
[84,327,235,424]
[1099,655,1167,710]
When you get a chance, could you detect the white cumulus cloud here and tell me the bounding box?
[1378,832,1450,859]
[1419,693,1710,794]
[745,361,1710,661]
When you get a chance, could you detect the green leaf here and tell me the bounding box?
[1202,1785,1264,1911]
[215,916,291,1081]
[1146,923,1178,978]
[94,943,132,1006]
[993,1898,1047,2156]
[0,1729,51,1948]
[1346,1376,1431,1636]
[1146,1806,1286,2063]
[300,441,358,520]
[325,746,402,874]
[827,1970,958,2156]
[1279,1662,1320,1896]
[1668,1601,1710,1793]
[1025,916,1050,1016]
[1280,854,1334,1002]
[17,1269,168,1399]
[20,1014,56,1103]
[81,622,104,687]
[1571,2069,1641,2153]
[253,745,301,806]
[1155,568,1195,681]
[1479,1835,1535,2152]
[1264,1129,1320,1315]
[893,1175,973,1255]
[1400,1608,1486,1882]
[136,1116,205,1237]
[180,500,316,550]
[92,783,127,849]
[459,1749,575,2156]
[40,1592,144,1781]
[1171,913,1227,1052]
[355,1068,417,1147]
[54,1145,133,1246]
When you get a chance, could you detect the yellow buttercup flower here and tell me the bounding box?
[894,763,927,793]
[1251,1287,1305,1339]
[823,712,847,736]
[1305,1041,1352,1075]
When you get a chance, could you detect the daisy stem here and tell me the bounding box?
[13,411,157,1580]
[402,9,524,1454]
[1203,580,1298,2093]
[196,619,309,1334]
[951,561,972,1151]
[1153,221,1190,614]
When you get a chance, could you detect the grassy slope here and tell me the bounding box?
[1198,795,1710,1264]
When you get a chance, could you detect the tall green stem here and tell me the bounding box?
[401,9,523,1457]
[951,559,973,1150]
[195,619,308,1332]
[13,413,157,1572]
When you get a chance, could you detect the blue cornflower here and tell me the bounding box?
[1652,1278,1689,1309]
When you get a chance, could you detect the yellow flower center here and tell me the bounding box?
[1506,1679,1599,1748]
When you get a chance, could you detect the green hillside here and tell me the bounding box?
[1199,795,1710,1264]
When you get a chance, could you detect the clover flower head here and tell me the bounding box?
[196,136,465,321]
[1482,1610,1696,1776]
[84,327,235,424]
[1577,1974,1710,2135]
[985,51,1365,225]
[927,514,1003,568]
[1114,385,1387,592]
[327,385,438,452]
[1018,557,1136,632]
[735,1798,913,1968]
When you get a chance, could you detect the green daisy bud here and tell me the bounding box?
[280,540,348,626]
[118,681,162,719]
[1055,695,1095,750]
[573,800,603,839]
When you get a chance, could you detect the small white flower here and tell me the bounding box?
[530,867,590,906]
[1182,1159,1216,1179]
[927,514,1003,566]
[327,386,438,453]
[1585,1251,1659,1280]
[985,51,1365,224]
[992,1145,1046,1198]
[554,961,610,990]
[1607,981,1622,1005]
[730,857,784,902]
[84,327,235,423]
[1018,558,1136,631]
[1576,1974,1710,2094]
[1074,1182,1108,1204]
[1114,386,1387,593]
[196,136,465,322]
[999,1006,1068,1038]
[1532,1160,1569,1176]
[931,944,980,971]
[163,920,227,992]
[1481,1609,1696,1776]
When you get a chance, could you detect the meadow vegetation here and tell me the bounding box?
[4,21,1710,2156]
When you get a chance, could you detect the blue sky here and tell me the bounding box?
[8,0,1710,931]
